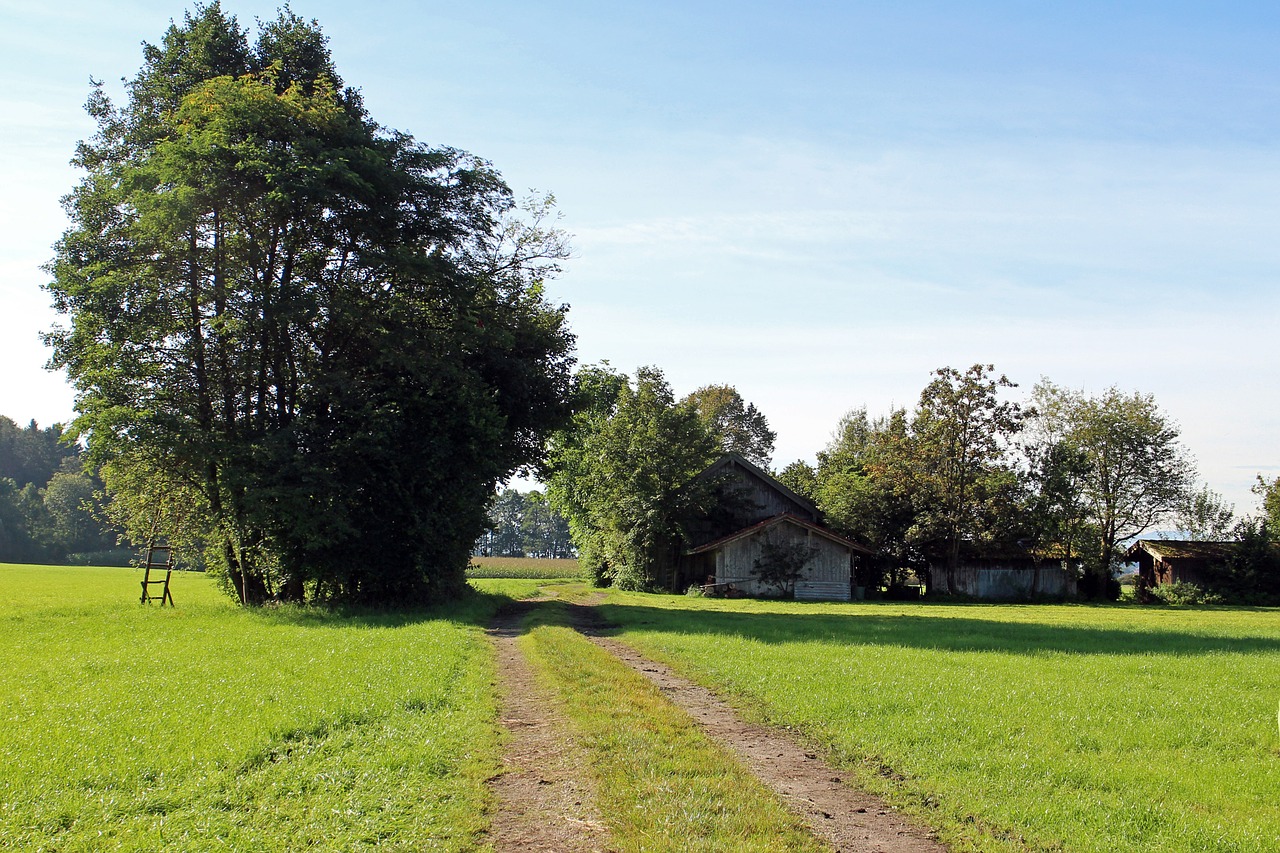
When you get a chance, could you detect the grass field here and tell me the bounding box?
[465,555,580,579]
[0,563,503,851]
[599,593,1280,853]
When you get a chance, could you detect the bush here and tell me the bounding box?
[1150,581,1223,606]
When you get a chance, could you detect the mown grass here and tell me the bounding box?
[599,593,1280,853]
[0,563,502,851]
[519,601,825,852]
[466,555,579,579]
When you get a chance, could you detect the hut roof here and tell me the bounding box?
[686,512,875,556]
[699,452,820,519]
[1123,539,1238,562]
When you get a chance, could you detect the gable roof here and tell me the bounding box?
[687,512,875,556]
[699,451,820,518]
[1123,539,1238,562]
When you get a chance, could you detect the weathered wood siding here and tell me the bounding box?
[714,521,851,600]
[726,463,818,523]
[935,562,1077,599]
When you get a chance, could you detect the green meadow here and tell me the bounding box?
[6,566,1279,852]
[599,593,1280,852]
[0,564,502,851]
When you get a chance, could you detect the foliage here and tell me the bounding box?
[1031,381,1195,596]
[545,365,718,591]
[682,384,777,468]
[909,364,1026,592]
[774,459,818,500]
[0,564,501,849]
[45,5,574,606]
[1196,518,1280,603]
[1255,475,1280,535]
[1149,580,1224,606]
[1178,485,1236,540]
[601,589,1280,853]
[476,487,574,558]
[520,605,825,851]
[0,417,119,563]
[750,533,818,597]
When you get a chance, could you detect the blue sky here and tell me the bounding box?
[1,1,1276,511]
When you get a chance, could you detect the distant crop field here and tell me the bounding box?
[467,555,580,579]
[600,593,1280,853]
[0,563,501,850]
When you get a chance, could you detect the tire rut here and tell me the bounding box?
[485,599,612,852]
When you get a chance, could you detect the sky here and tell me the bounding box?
[1,1,1277,512]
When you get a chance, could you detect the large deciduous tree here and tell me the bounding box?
[908,365,1026,593]
[1030,381,1195,594]
[45,4,574,605]
[682,385,776,468]
[545,366,718,591]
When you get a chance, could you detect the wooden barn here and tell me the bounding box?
[679,453,872,600]
[929,545,1078,600]
[1124,539,1236,587]
[687,513,871,600]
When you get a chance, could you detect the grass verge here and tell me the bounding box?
[519,601,825,852]
[1,563,501,851]
[598,593,1280,853]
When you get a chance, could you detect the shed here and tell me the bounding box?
[687,513,873,601]
[1124,539,1236,587]
[930,545,1078,600]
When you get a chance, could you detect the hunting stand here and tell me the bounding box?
[140,541,175,606]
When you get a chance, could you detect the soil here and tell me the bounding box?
[485,599,612,852]
[485,595,947,853]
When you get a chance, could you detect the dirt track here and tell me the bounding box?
[485,597,947,852]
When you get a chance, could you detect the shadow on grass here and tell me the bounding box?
[596,600,1280,657]
[243,587,507,630]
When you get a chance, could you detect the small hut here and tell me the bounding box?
[1124,539,1236,587]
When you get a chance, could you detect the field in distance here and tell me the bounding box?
[467,555,579,579]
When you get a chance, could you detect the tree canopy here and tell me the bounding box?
[545,365,717,591]
[45,4,574,605]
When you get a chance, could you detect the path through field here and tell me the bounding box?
[486,595,947,852]
[486,600,611,852]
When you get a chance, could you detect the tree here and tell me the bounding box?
[45,5,573,605]
[682,385,776,468]
[751,533,818,597]
[775,460,818,501]
[1030,381,1195,595]
[1255,475,1280,538]
[1178,485,1236,541]
[545,366,717,591]
[909,365,1026,593]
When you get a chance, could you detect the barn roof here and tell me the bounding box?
[1123,539,1238,562]
[699,451,820,518]
[686,512,875,556]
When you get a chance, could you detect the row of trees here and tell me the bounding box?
[44,5,575,605]
[0,417,122,564]
[777,369,1219,597]
[475,488,574,559]
[545,362,1274,600]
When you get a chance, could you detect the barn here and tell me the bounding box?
[1124,539,1235,587]
[929,545,1078,600]
[679,453,872,600]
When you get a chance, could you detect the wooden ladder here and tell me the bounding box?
[140,542,175,606]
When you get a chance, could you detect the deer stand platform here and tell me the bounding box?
[140,542,175,606]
